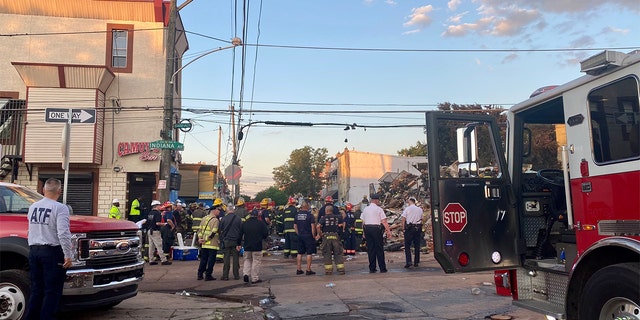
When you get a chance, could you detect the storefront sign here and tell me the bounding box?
[117,142,161,161]
[199,192,214,200]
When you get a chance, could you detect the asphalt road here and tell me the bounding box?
[67,249,542,320]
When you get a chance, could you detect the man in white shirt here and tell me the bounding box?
[25,178,72,319]
[360,193,392,273]
[401,197,424,268]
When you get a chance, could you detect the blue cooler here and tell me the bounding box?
[172,246,199,261]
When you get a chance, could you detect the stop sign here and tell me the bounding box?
[442,203,468,233]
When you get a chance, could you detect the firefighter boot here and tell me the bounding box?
[324,265,333,275]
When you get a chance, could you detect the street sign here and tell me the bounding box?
[149,140,184,150]
[45,108,96,124]
[442,202,468,233]
[174,119,193,132]
[225,164,242,185]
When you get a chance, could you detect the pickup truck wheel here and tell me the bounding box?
[0,270,30,320]
[579,263,640,320]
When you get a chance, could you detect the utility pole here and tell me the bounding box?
[230,104,240,201]
[216,126,221,198]
[159,0,177,202]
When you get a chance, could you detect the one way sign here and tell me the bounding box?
[45,108,96,124]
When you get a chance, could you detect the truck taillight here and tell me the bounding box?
[458,252,470,266]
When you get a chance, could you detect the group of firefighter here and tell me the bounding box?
[273,195,367,274]
[197,195,369,275]
[133,195,376,275]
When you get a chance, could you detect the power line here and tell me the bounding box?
[6,28,635,54]
[181,99,516,107]
[181,107,504,114]
[245,43,639,53]
[0,27,164,37]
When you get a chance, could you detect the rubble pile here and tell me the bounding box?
[377,171,434,252]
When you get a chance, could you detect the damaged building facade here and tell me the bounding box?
[323,148,427,204]
[322,148,433,252]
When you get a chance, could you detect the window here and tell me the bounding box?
[588,76,640,163]
[106,24,134,73]
[435,119,502,179]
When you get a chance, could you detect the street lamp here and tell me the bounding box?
[159,15,242,202]
[169,37,242,84]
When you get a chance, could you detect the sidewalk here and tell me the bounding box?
[69,250,541,319]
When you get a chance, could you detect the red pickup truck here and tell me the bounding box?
[0,182,145,319]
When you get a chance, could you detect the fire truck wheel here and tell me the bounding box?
[579,262,640,319]
[0,269,30,320]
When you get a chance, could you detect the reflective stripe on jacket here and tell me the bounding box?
[198,215,220,250]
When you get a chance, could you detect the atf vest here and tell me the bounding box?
[283,205,297,233]
[198,215,220,250]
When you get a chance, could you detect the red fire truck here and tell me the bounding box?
[425,50,639,320]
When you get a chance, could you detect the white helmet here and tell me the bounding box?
[112,199,119,204]
[151,200,162,206]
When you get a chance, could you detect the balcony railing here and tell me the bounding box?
[0,99,26,181]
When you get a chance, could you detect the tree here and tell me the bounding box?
[273,146,328,197]
[397,103,506,165]
[397,141,426,157]
[433,103,506,166]
[253,186,288,206]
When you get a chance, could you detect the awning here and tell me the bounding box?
[12,62,115,92]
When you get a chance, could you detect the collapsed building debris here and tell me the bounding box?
[375,170,434,252]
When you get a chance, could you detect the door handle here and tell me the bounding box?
[485,185,501,199]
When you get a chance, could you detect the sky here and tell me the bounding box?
[176,0,639,197]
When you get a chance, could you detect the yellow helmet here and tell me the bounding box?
[236,198,245,206]
[213,198,223,207]
[260,198,269,208]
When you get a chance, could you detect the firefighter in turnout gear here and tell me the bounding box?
[317,205,345,275]
[212,198,226,261]
[283,198,299,258]
[256,198,272,256]
[191,203,207,233]
[197,205,221,280]
[318,195,335,221]
[235,198,250,221]
[274,205,285,236]
[342,202,357,255]
[354,202,365,251]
